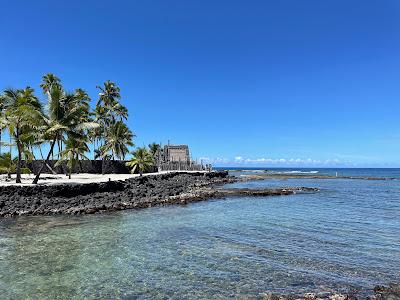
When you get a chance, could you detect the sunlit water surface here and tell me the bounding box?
[1,170,400,299]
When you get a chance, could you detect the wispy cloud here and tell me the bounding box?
[199,156,353,167]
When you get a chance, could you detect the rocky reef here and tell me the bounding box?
[0,171,318,217]
[258,283,400,299]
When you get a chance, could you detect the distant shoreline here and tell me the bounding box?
[235,173,398,181]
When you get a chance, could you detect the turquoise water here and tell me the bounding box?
[1,169,400,299]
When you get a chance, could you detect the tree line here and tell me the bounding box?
[0,73,159,183]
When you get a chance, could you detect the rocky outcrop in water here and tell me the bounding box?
[217,187,319,196]
[0,171,319,217]
[373,284,400,299]
[258,283,400,300]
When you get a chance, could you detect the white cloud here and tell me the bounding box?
[199,156,348,167]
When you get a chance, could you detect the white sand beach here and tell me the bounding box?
[0,171,208,186]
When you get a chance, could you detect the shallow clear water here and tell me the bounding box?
[1,169,400,299]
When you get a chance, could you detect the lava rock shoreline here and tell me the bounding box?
[0,171,318,218]
[258,283,400,300]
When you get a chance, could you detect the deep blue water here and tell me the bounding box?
[218,167,400,179]
[0,169,399,299]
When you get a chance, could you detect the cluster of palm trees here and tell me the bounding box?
[0,73,143,183]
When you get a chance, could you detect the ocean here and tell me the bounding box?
[0,168,399,299]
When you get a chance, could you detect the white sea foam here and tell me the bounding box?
[266,170,319,174]
[284,171,319,174]
[241,170,266,173]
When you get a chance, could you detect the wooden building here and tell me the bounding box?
[157,144,208,171]
[163,145,190,163]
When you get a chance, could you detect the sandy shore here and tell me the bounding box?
[0,171,208,186]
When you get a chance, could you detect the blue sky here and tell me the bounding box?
[1,1,400,167]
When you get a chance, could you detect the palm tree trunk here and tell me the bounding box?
[16,139,22,184]
[9,131,12,158]
[39,145,57,175]
[30,145,36,160]
[58,140,61,159]
[32,136,57,184]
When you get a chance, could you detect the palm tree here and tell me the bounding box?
[100,120,134,160]
[96,81,128,123]
[55,135,90,179]
[97,80,121,106]
[0,152,15,178]
[109,101,128,121]
[91,103,107,157]
[148,143,161,158]
[148,142,161,169]
[0,95,6,155]
[94,81,130,172]
[1,88,43,183]
[40,73,61,93]
[0,152,30,179]
[32,75,97,184]
[126,147,154,176]
[54,88,91,158]
[1,74,135,182]
[75,88,91,112]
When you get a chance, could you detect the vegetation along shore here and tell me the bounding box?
[0,73,159,184]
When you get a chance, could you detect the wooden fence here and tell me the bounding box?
[158,161,212,172]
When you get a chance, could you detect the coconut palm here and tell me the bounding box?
[94,81,130,172]
[0,95,6,155]
[91,103,107,156]
[109,101,128,121]
[96,81,128,122]
[1,87,43,183]
[0,152,15,178]
[40,73,61,93]
[32,75,98,184]
[1,74,136,182]
[54,88,91,158]
[148,143,162,169]
[55,135,90,179]
[126,147,154,176]
[75,88,91,112]
[0,152,30,178]
[97,80,120,106]
[148,143,161,158]
[100,120,134,160]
